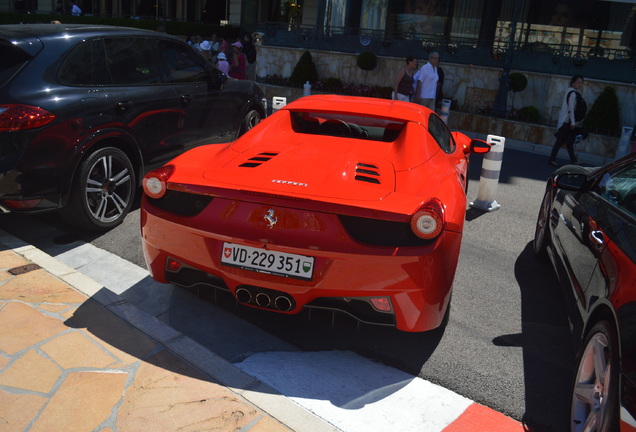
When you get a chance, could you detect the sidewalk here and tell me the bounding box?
[0,234,334,432]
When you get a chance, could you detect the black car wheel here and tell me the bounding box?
[533,186,552,259]
[240,109,261,136]
[570,321,619,432]
[62,147,135,230]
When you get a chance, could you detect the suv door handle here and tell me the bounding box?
[116,101,133,111]
[180,95,192,105]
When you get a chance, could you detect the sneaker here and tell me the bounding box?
[548,160,559,167]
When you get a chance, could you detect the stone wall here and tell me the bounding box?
[255,45,636,131]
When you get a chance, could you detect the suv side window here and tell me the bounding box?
[594,161,636,218]
[427,113,455,153]
[103,38,162,85]
[158,41,210,83]
[58,39,106,85]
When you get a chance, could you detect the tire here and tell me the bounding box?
[239,109,261,137]
[533,186,552,259]
[61,147,135,231]
[570,321,620,432]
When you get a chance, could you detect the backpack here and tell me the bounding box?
[567,90,587,122]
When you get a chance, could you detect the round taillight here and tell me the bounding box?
[410,200,444,240]
[143,165,174,199]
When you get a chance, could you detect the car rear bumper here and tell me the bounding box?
[141,199,462,332]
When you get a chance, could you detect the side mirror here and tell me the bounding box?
[555,173,588,191]
[469,139,491,154]
[209,68,227,89]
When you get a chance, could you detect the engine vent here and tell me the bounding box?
[355,162,381,184]
[239,152,278,168]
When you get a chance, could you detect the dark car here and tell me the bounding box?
[0,24,267,230]
[533,153,636,431]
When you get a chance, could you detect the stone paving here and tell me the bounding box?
[0,248,292,432]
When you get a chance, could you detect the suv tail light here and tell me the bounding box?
[143,165,174,199]
[410,199,445,240]
[0,104,56,132]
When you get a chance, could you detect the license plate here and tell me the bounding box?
[221,242,314,280]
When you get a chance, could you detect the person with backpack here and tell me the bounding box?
[548,75,587,167]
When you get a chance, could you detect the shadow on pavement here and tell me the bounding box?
[496,241,574,432]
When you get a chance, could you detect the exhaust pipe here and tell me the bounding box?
[255,292,271,307]
[236,288,252,304]
[275,296,293,312]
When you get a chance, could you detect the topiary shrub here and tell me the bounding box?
[290,51,318,87]
[508,72,527,111]
[517,106,541,123]
[356,51,378,71]
[321,77,343,92]
[509,72,528,93]
[583,86,621,136]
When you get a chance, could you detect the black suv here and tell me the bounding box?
[0,24,267,230]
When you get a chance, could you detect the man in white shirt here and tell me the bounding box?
[414,52,440,111]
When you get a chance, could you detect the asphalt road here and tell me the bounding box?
[1,146,577,432]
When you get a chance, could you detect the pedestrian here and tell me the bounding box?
[70,1,81,15]
[229,41,247,80]
[55,1,65,14]
[548,75,586,167]
[414,52,440,111]
[242,33,257,81]
[392,55,417,102]
[216,52,230,76]
[199,40,213,63]
[219,35,229,56]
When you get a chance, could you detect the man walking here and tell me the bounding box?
[414,52,440,111]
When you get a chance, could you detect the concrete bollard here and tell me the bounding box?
[470,134,505,212]
[439,99,451,124]
[304,81,312,96]
[614,126,633,160]
[272,96,287,114]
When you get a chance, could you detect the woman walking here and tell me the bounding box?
[393,55,418,102]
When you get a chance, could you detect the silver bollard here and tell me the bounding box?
[614,126,633,160]
[470,134,505,212]
[272,96,287,113]
[440,99,451,124]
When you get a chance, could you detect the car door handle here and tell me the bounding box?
[180,95,192,105]
[116,101,133,111]
[589,230,604,248]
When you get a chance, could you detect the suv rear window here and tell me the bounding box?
[0,42,31,86]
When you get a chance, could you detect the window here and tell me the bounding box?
[158,41,209,83]
[427,113,455,152]
[595,161,636,219]
[104,38,161,85]
[290,111,405,141]
[0,42,31,85]
[58,40,105,85]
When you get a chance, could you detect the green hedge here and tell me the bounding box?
[0,12,240,39]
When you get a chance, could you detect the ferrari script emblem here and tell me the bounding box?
[264,209,278,229]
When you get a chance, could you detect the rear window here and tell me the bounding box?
[290,111,405,142]
[0,42,31,85]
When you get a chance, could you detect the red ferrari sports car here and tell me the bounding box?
[140,95,490,332]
